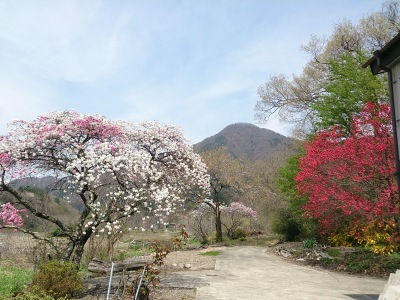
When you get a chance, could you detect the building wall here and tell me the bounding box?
[390,62,400,161]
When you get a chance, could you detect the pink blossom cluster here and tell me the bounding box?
[221,202,258,219]
[0,202,24,228]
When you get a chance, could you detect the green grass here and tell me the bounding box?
[327,248,340,257]
[0,266,33,295]
[114,245,153,260]
[200,250,220,256]
[188,237,202,248]
[122,230,176,243]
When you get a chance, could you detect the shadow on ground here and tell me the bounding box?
[344,294,379,300]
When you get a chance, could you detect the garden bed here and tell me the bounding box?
[270,241,400,278]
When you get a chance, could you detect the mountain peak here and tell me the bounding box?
[194,123,293,161]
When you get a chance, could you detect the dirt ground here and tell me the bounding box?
[163,247,223,271]
[78,246,223,299]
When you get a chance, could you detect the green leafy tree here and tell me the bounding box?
[275,151,317,240]
[313,51,388,132]
[276,153,306,216]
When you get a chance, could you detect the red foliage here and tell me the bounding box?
[296,103,400,239]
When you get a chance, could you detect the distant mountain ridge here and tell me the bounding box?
[194,123,293,161]
[10,176,58,190]
[10,176,83,211]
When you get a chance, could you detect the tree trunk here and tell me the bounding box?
[204,187,223,242]
[215,205,223,242]
[70,242,85,266]
[226,228,233,239]
[70,232,91,266]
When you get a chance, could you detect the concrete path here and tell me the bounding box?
[195,246,386,300]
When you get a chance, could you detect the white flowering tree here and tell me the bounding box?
[0,111,209,265]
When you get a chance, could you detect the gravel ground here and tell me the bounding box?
[151,247,224,299]
[150,287,197,300]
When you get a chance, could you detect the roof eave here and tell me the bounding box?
[363,32,400,74]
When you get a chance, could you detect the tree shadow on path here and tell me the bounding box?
[345,294,379,300]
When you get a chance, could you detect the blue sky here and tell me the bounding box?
[0,0,383,143]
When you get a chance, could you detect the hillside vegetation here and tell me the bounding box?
[194,123,295,161]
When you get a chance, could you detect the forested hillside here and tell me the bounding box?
[194,123,294,161]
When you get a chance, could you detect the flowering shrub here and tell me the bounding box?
[356,221,399,254]
[328,227,357,248]
[296,103,400,253]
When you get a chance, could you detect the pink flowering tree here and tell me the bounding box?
[0,111,209,265]
[220,202,257,239]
